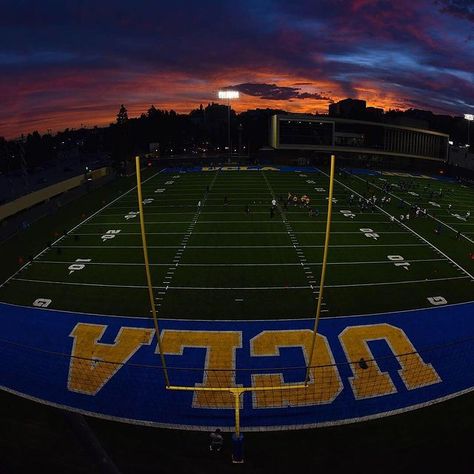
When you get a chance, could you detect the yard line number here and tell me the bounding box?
[387,255,410,270]
[125,211,139,220]
[360,228,379,240]
[101,229,121,242]
[340,209,356,219]
[427,296,447,306]
[68,258,92,275]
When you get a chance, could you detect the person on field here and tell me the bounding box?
[209,429,223,452]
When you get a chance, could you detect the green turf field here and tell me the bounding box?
[0,167,472,319]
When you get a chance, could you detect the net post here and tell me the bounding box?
[231,388,244,464]
[305,154,336,384]
[135,156,170,387]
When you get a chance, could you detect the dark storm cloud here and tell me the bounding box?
[438,0,474,22]
[227,83,332,101]
[0,0,473,137]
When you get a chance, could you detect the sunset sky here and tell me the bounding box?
[0,0,473,138]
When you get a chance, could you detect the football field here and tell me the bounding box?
[1,165,472,320]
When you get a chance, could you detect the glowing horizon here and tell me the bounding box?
[1,0,473,139]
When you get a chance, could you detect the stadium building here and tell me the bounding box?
[269,114,449,163]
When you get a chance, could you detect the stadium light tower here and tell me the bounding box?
[218,90,239,162]
[465,114,473,148]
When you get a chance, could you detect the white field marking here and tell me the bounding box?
[325,170,474,280]
[11,275,469,290]
[10,278,318,290]
[68,231,408,236]
[262,171,322,297]
[53,243,429,249]
[155,170,221,302]
[0,169,166,288]
[80,220,393,225]
[35,258,447,267]
[427,296,447,306]
[68,258,92,275]
[133,192,274,196]
[350,172,474,245]
[101,202,370,209]
[99,211,382,216]
[440,222,474,226]
[2,292,472,323]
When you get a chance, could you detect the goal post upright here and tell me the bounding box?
[305,154,336,385]
[135,156,170,387]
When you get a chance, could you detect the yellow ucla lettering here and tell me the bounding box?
[160,330,242,408]
[339,323,441,400]
[68,323,154,395]
[250,330,343,408]
[382,171,409,177]
[260,166,279,171]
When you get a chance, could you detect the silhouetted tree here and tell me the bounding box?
[111,105,132,173]
[116,104,128,125]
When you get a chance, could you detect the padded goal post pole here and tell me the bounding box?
[305,154,336,385]
[135,157,170,387]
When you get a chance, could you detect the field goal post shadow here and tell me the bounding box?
[134,155,337,462]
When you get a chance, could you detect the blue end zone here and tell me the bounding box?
[0,302,473,430]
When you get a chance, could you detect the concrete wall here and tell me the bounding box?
[0,167,110,222]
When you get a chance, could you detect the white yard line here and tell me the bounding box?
[12,275,468,290]
[99,211,383,216]
[52,243,429,249]
[68,231,408,235]
[154,170,221,308]
[322,169,474,280]
[0,168,166,288]
[262,171,320,297]
[80,220,395,225]
[35,258,447,267]
[350,172,474,244]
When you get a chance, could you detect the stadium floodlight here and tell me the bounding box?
[218,90,239,99]
[218,90,240,162]
[465,114,473,148]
